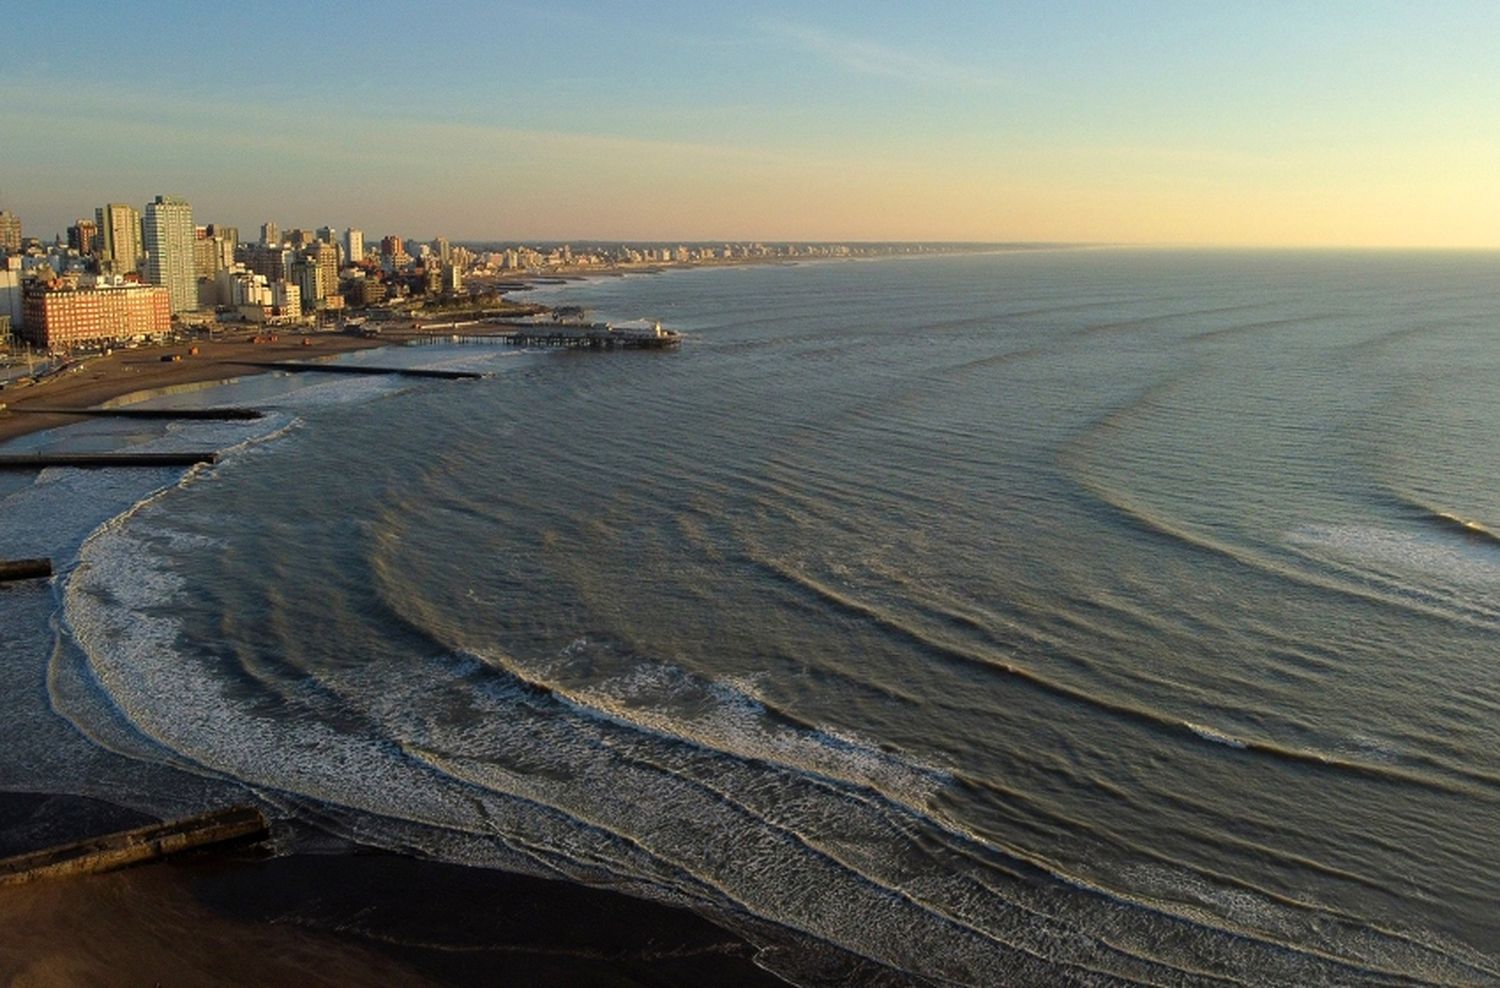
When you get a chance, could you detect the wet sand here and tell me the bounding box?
[0,794,789,987]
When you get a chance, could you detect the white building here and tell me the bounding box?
[271,280,301,317]
[0,256,25,331]
[144,195,195,314]
[345,227,363,265]
[215,266,273,307]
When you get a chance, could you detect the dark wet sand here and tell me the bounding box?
[0,794,789,987]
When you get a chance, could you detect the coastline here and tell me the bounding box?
[0,317,812,986]
[0,245,1010,449]
[0,794,786,988]
[0,334,390,448]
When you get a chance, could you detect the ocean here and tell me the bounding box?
[3,248,1499,985]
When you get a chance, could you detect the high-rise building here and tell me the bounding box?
[441,262,462,294]
[433,236,451,266]
[193,226,222,280]
[240,243,294,283]
[314,241,338,299]
[207,225,238,269]
[260,222,280,247]
[0,211,22,253]
[207,224,238,248]
[143,195,196,314]
[345,229,363,265]
[271,280,301,318]
[315,226,337,245]
[0,256,24,330]
[96,203,142,274]
[345,228,363,264]
[68,219,99,255]
[293,242,340,307]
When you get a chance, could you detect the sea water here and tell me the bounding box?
[4,248,1499,985]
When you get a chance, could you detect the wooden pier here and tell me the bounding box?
[0,806,270,886]
[0,558,52,583]
[0,451,220,470]
[503,329,681,349]
[412,323,682,350]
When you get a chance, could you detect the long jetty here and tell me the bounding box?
[9,407,264,421]
[504,327,681,349]
[0,806,270,886]
[413,322,682,350]
[0,558,52,582]
[233,360,482,380]
[0,451,220,469]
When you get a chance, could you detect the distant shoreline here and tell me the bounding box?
[0,246,985,448]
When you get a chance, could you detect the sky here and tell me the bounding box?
[1,1,1497,246]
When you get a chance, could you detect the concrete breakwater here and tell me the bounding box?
[0,558,52,582]
[233,360,483,380]
[10,406,265,421]
[0,806,270,886]
[0,451,220,469]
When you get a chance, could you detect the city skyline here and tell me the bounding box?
[3,2,1498,247]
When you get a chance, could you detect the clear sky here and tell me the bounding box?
[2,1,1496,246]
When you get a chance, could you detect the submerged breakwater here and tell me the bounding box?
[4,249,1500,985]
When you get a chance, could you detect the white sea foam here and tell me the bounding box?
[522,639,952,807]
[1287,523,1500,584]
[1184,722,1248,749]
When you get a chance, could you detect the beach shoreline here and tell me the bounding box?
[0,334,392,447]
[0,320,817,986]
[0,793,789,987]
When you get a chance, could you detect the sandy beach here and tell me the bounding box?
[0,334,393,447]
[0,793,786,987]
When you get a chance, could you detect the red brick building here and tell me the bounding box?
[21,278,172,349]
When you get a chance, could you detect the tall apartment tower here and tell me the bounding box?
[144,195,196,314]
[0,211,22,253]
[260,221,280,247]
[68,219,99,255]
[345,228,363,265]
[96,203,142,274]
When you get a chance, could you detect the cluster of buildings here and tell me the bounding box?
[1,197,953,354]
[466,240,865,274]
[0,198,471,352]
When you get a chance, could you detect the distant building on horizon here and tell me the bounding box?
[0,256,24,331]
[68,218,98,256]
[96,203,143,275]
[293,241,339,309]
[379,235,409,272]
[345,227,363,265]
[239,243,294,283]
[206,225,238,270]
[0,211,22,254]
[260,221,279,247]
[143,195,195,314]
